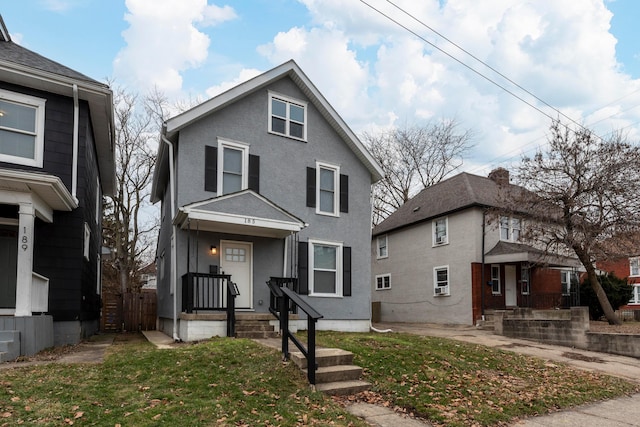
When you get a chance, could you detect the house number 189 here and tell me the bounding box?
[22,226,28,251]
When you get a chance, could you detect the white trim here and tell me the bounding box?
[432,217,448,246]
[376,234,388,259]
[375,273,391,290]
[315,161,340,217]
[182,209,304,233]
[0,88,46,168]
[630,257,640,277]
[268,91,307,141]
[72,84,79,198]
[217,138,249,195]
[433,265,450,296]
[491,264,501,295]
[308,238,343,297]
[83,222,91,261]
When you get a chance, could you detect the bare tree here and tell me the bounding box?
[102,86,170,294]
[363,119,473,225]
[510,120,640,325]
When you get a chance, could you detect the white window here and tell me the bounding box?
[83,222,91,261]
[0,89,46,167]
[521,263,530,295]
[217,139,249,195]
[491,265,501,294]
[377,235,388,259]
[630,285,640,305]
[433,217,448,246]
[560,270,574,296]
[95,175,101,224]
[316,162,339,216]
[375,274,391,290]
[309,239,342,297]
[433,265,450,296]
[630,257,640,277]
[268,92,307,141]
[96,253,102,294]
[159,251,165,281]
[500,216,521,242]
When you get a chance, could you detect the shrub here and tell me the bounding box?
[580,272,633,320]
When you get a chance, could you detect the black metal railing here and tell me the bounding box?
[266,278,323,385]
[268,277,299,314]
[182,273,239,337]
[485,290,580,310]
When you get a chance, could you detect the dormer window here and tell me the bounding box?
[0,89,45,167]
[269,92,307,141]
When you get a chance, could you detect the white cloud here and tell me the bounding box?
[205,68,262,98]
[40,0,84,12]
[114,0,237,95]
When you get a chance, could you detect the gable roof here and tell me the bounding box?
[0,15,115,194]
[152,60,382,202]
[373,171,519,236]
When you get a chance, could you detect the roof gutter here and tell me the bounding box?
[71,84,79,202]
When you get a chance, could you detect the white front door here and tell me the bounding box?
[505,265,517,307]
[220,241,253,309]
[0,225,18,311]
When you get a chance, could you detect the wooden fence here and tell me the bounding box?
[101,292,157,332]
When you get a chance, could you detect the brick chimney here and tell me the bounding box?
[488,168,510,185]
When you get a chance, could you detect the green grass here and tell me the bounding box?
[316,331,640,426]
[1,332,638,426]
[0,337,365,426]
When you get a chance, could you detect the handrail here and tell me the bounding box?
[267,278,323,384]
[226,281,240,337]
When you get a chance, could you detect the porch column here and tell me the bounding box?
[14,202,35,316]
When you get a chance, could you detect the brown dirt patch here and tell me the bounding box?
[589,321,640,334]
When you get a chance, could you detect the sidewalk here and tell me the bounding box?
[373,322,640,426]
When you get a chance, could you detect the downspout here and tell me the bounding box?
[71,84,79,201]
[480,209,486,321]
[161,134,179,341]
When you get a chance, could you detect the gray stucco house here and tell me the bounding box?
[151,60,382,341]
[0,16,114,361]
[371,168,581,326]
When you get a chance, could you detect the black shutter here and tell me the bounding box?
[340,174,349,213]
[306,167,316,207]
[204,146,217,192]
[343,246,352,296]
[249,154,260,193]
[298,241,309,295]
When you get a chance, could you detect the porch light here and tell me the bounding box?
[210,245,217,255]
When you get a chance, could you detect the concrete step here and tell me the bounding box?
[291,347,354,369]
[315,380,371,396]
[235,323,275,332]
[304,364,363,383]
[235,330,279,339]
[0,330,20,363]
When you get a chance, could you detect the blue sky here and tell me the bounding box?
[3,0,640,175]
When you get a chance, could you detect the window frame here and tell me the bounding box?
[630,257,640,277]
[433,265,450,296]
[500,215,522,242]
[630,284,640,305]
[316,161,340,217]
[377,235,388,259]
[0,89,46,167]
[432,217,448,246]
[560,270,571,296]
[268,91,307,141]
[375,273,391,290]
[520,263,530,295]
[491,264,501,295]
[308,238,343,297]
[217,139,249,195]
[83,222,91,261]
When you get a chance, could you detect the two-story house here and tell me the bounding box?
[0,16,114,361]
[597,255,640,313]
[151,60,382,341]
[371,168,581,326]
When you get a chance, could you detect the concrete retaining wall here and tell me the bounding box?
[495,307,640,359]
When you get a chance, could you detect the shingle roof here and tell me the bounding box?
[0,36,99,85]
[372,172,519,236]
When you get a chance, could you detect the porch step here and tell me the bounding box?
[234,318,278,339]
[304,364,363,383]
[290,347,354,369]
[0,330,20,363]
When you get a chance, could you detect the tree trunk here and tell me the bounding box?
[578,251,621,325]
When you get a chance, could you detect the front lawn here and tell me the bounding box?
[1,332,638,426]
[317,331,640,426]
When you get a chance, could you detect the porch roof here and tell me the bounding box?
[0,168,77,221]
[174,189,307,239]
[485,241,582,268]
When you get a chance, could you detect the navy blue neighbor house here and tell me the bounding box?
[0,16,115,361]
